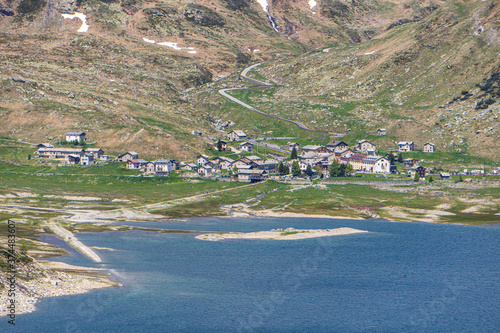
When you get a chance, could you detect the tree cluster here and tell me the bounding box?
[328,160,354,177]
[278,162,290,176]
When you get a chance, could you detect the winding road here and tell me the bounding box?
[219,63,345,137]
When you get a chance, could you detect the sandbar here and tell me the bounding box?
[196,227,368,241]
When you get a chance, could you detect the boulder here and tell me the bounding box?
[184,4,225,27]
[0,5,14,16]
[55,0,77,13]
[12,74,26,83]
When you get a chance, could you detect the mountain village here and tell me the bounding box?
[29,129,477,184]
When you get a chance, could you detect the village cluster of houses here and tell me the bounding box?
[33,130,439,182]
[120,152,180,176]
[184,154,279,182]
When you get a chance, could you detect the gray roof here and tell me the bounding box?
[66,132,85,136]
[231,130,247,136]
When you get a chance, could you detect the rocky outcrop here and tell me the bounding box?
[184,4,225,27]
[55,0,77,13]
[0,5,14,16]
[12,74,26,83]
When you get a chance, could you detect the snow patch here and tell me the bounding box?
[323,48,330,53]
[256,0,268,12]
[158,42,183,50]
[61,12,89,33]
[143,38,197,54]
[308,0,317,10]
[364,51,376,55]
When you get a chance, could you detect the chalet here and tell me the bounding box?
[256,159,279,172]
[343,148,355,157]
[347,154,367,171]
[81,154,94,166]
[238,169,267,183]
[198,165,213,177]
[155,159,175,176]
[398,141,415,152]
[239,142,254,153]
[85,148,104,160]
[326,140,349,153]
[182,163,199,172]
[411,166,426,179]
[118,152,139,162]
[423,142,435,153]
[403,158,418,168]
[36,148,84,159]
[66,154,81,165]
[219,157,234,170]
[65,132,86,143]
[299,157,326,172]
[197,155,210,166]
[192,130,202,136]
[227,130,247,141]
[377,128,387,136]
[232,157,258,170]
[215,140,228,151]
[127,159,147,170]
[143,162,156,175]
[440,172,451,181]
[357,140,377,153]
[172,160,180,170]
[301,145,329,156]
[36,143,54,149]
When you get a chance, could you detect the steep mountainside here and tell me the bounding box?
[0,0,498,160]
[195,0,500,159]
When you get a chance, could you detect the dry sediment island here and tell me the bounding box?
[196,227,368,241]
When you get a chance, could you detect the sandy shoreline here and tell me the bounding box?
[196,227,368,241]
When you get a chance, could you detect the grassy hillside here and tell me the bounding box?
[0,0,497,161]
[243,0,500,159]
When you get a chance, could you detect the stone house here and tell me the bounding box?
[377,128,387,136]
[37,148,84,159]
[326,140,349,153]
[85,148,104,160]
[357,140,377,153]
[227,130,247,141]
[118,152,139,162]
[80,154,94,166]
[239,142,253,153]
[65,132,86,143]
[66,154,81,165]
[424,142,435,153]
[398,141,415,152]
[197,155,210,166]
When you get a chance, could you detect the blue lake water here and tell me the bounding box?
[8,217,500,332]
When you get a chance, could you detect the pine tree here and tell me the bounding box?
[339,163,346,177]
[305,164,313,177]
[216,139,222,151]
[329,159,341,177]
[397,152,403,163]
[345,163,354,176]
[291,147,298,160]
[388,153,395,165]
[278,162,287,175]
[291,161,301,176]
[414,172,420,182]
[284,165,290,175]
